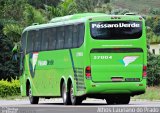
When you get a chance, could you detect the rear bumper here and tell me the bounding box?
[85,79,146,96]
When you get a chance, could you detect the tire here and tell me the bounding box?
[116,95,130,104]
[105,95,130,105]
[105,96,116,105]
[62,82,71,105]
[28,85,39,104]
[69,84,82,105]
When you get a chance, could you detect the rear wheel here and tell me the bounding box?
[116,95,130,104]
[70,84,82,105]
[105,95,130,105]
[105,96,116,105]
[28,85,39,104]
[62,82,71,105]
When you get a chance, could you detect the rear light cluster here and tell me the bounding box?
[143,66,147,77]
[85,66,91,79]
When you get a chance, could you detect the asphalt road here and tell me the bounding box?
[0,98,160,113]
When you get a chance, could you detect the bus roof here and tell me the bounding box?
[22,13,143,33]
[49,13,106,23]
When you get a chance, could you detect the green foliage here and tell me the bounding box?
[133,87,160,100]
[153,21,160,36]
[146,16,154,29]
[27,0,61,9]
[0,30,19,80]
[0,79,20,97]
[147,30,160,44]
[148,35,160,44]
[150,8,160,15]
[146,16,160,44]
[111,8,130,15]
[23,4,47,26]
[0,1,48,80]
[111,0,160,15]
[147,52,160,86]
[45,0,78,19]
[0,0,27,21]
[3,24,23,42]
[94,3,112,14]
[75,0,98,12]
[75,0,110,13]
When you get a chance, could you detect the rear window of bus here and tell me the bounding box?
[90,21,142,40]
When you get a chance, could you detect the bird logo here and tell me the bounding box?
[119,56,139,67]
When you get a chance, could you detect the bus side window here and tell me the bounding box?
[64,25,72,49]
[56,26,64,49]
[21,32,27,53]
[41,29,49,51]
[78,24,85,47]
[34,30,41,52]
[48,28,56,50]
[27,31,34,53]
[20,32,27,74]
[72,25,78,48]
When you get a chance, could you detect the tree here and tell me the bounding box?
[27,0,61,9]
[23,4,47,26]
[75,0,100,12]
[45,0,77,19]
[147,51,160,86]
[146,16,154,28]
[153,21,160,36]
[0,2,48,80]
[75,0,110,13]
[111,8,130,15]
[0,26,19,80]
[0,0,27,21]
[0,0,27,80]
[150,8,160,15]
[146,16,160,44]
[3,24,23,43]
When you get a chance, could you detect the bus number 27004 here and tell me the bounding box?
[93,56,112,60]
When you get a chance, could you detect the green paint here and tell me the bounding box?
[20,13,147,99]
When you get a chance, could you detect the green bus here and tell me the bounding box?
[20,13,147,105]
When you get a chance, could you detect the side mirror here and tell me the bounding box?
[12,43,18,61]
[12,53,18,61]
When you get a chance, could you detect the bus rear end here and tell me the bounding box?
[84,15,147,104]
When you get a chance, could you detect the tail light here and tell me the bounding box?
[85,66,91,79]
[143,66,147,77]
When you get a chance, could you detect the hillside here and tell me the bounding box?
[111,0,160,15]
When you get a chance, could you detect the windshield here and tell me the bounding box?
[90,21,142,40]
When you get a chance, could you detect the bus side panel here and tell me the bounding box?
[70,47,85,96]
[20,55,30,96]
[28,50,74,96]
[23,49,85,97]
[20,74,26,96]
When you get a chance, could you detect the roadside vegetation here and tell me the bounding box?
[0,79,20,97]
[133,87,160,101]
[0,0,160,99]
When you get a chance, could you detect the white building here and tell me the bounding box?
[149,44,160,55]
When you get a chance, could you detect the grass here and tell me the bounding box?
[111,0,160,15]
[0,95,27,100]
[132,87,160,101]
